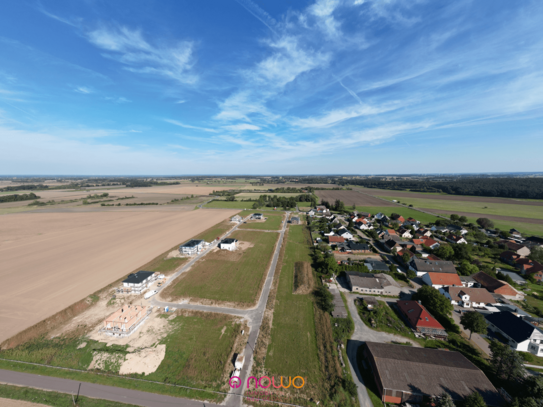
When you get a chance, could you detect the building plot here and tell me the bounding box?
[238,212,284,230]
[164,230,279,306]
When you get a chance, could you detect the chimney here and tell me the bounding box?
[418,300,421,304]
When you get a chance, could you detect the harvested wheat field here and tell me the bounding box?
[314,190,395,206]
[0,209,237,343]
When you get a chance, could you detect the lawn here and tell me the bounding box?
[265,225,321,388]
[0,383,140,407]
[380,195,543,221]
[238,213,284,230]
[0,312,240,399]
[166,230,279,305]
[192,219,234,242]
[354,205,440,225]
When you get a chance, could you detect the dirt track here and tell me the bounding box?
[356,187,543,206]
[420,208,543,224]
[0,208,237,343]
[315,190,395,206]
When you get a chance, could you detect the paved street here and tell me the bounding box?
[450,309,491,356]
[0,369,223,407]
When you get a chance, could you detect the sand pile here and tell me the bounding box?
[119,344,166,375]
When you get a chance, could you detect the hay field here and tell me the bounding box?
[165,230,279,306]
[0,209,237,343]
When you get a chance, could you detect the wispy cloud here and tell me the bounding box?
[104,96,131,104]
[175,100,186,104]
[292,103,398,128]
[163,118,218,133]
[86,25,196,84]
[75,86,92,94]
[223,123,261,131]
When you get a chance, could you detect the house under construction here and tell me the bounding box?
[101,304,152,337]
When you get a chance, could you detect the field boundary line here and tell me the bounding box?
[0,358,304,407]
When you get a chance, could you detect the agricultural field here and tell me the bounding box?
[164,230,279,306]
[0,209,237,344]
[192,219,236,242]
[238,212,285,230]
[203,200,257,209]
[234,192,302,199]
[314,190,395,207]
[265,225,321,392]
[354,205,440,224]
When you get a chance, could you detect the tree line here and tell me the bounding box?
[0,192,40,203]
[344,177,543,199]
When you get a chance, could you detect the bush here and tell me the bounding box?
[343,378,357,397]
[520,351,535,363]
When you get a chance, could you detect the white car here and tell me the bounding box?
[144,290,158,299]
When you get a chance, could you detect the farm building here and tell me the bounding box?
[231,215,242,223]
[346,272,401,296]
[472,271,522,300]
[219,238,238,251]
[101,305,152,337]
[409,258,457,277]
[121,271,156,295]
[290,216,300,224]
[363,342,501,405]
[179,239,207,255]
[396,300,447,338]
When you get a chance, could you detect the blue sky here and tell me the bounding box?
[0,0,542,175]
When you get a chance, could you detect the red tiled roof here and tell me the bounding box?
[412,239,425,245]
[329,235,345,243]
[387,229,397,235]
[500,251,520,261]
[426,254,442,261]
[396,300,445,330]
[422,238,439,247]
[426,272,462,286]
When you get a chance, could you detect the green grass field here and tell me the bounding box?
[0,383,140,407]
[167,230,278,304]
[238,212,284,230]
[354,205,440,225]
[0,313,239,399]
[380,195,543,221]
[235,192,302,199]
[149,257,187,273]
[265,225,321,384]
[192,219,233,242]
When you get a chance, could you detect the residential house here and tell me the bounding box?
[498,240,531,257]
[431,226,449,234]
[500,251,521,265]
[460,275,477,287]
[448,225,468,235]
[447,234,468,244]
[290,216,300,224]
[316,205,331,216]
[397,228,413,239]
[485,311,543,355]
[363,342,501,406]
[252,213,264,220]
[509,229,522,239]
[358,211,372,218]
[336,228,354,240]
[472,271,522,300]
[421,238,440,250]
[364,259,390,273]
[345,242,371,253]
[416,229,432,238]
[525,236,543,248]
[102,305,151,337]
[408,258,457,277]
[231,215,242,223]
[329,235,345,245]
[440,286,495,308]
[122,271,156,295]
[515,258,543,279]
[497,270,527,285]
[422,272,463,289]
[179,239,207,255]
[396,300,447,338]
[346,272,402,296]
[390,214,405,223]
[526,266,543,282]
[219,238,238,251]
[374,212,387,220]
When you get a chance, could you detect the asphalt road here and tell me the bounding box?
[0,369,223,407]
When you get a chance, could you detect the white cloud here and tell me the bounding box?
[175,100,186,104]
[75,86,92,94]
[214,91,277,122]
[292,103,398,128]
[223,123,261,131]
[163,118,218,133]
[308,0,341,37]
[104,96,131,103]
[86,25,196,84]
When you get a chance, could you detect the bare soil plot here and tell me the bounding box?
[164,230,279,307]
[0,208,237,344]
[356,187,543,206]
[293,262,314,294]
[314,190,395,206]
[0,398,48,407]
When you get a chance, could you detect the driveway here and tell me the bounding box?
[451,309,491,356]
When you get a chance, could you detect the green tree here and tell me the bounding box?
[450,214,460,222]
[435,392,456,407]
[530,246,543,264]
[413,286,453,316]
[460,311,487,339]
[489,339,509,377]
[489,339,524,380]
[406,268,416,279]
[402,252,411,264]
[435,245,455,260]
[458,261,479,276]
[351,203,356,211]
[459,216,468,223]
[476,218,494,229]
[462,392,486,407]
[523,376,543,400]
